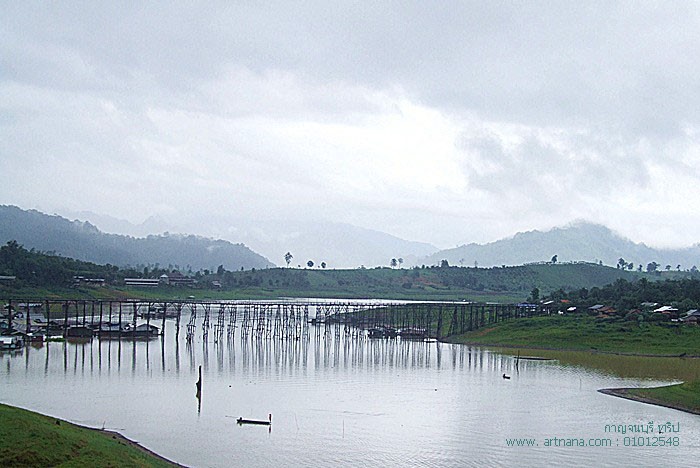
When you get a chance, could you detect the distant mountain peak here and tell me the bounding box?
[0,205,273,270]
[425,220,700,269]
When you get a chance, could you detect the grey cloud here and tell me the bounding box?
[3,1,700,249]
[5,2,700,135]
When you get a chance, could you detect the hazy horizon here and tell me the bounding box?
[3,3,700,251]
[13,202,697,253]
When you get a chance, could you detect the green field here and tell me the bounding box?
[626,381,700,414]
[0,404,178,467]
[446,314,700,356]
[2,262,643,303]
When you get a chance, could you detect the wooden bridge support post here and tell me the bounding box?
[25,301,31,333]
[161,302,167,338]
[118,302,123,337]
[62,302,69,336]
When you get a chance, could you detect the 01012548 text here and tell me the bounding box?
[505,436,680,448]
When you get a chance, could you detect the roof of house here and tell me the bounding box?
[654,306,678,313]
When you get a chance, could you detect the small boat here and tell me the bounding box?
[502,373,511,380]
[367,327,398,338]
[96,323,160,338]
[399,328,427,339]
[65,326,94,338]
[0,336,24,350]
[515,356,555,361]
[237,414,272,426]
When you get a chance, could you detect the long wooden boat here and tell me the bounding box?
[237,415,271,426]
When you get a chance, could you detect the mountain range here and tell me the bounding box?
[425,222,700,270]
[0,205,273,271]
[4,205,700,272]
[55,208,439,269]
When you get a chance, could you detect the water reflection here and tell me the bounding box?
[3,318,700,468]
[491,347,700,381]
[22,337,516,382]
[6,321,697,386]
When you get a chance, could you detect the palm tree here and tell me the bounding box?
[284,252,293,267]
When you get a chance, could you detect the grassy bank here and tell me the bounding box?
[446,314,700,356]
[3,262,640,303]
[0,404,180,467]
[2,283,522,303]
[600,381,700,415]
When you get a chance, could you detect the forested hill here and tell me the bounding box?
[1,239,653,302]
[425,222,700,269]
[0,205,273,271]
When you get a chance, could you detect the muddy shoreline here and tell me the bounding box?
[598,387,700,416]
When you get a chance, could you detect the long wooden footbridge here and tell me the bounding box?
[2,299,554,343]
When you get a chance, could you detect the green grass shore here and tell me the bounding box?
[446,314,700,415]
[0,403,182,467]
[599,381,700,415]
[445,314,700,356]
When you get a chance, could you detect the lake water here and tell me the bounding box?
[2,316,699,467]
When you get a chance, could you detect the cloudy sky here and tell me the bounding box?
[2,1,700,250]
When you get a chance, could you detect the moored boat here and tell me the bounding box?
[237,414,272,426]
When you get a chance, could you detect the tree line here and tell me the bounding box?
[547,276,700,311]
[0,240,124,287]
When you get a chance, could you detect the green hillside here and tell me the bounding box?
[0,205,273,271]
[7,236,699,303]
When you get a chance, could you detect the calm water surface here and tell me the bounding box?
[2,317,699,467]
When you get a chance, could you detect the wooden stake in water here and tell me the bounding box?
[196,365,202,414]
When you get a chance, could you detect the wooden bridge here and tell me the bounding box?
[2,299,552,342]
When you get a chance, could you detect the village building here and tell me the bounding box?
[680,310,700,324]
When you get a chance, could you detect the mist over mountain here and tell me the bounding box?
[424,222,700,270]
[55,209,173,238]
[55,209,439,269]
[0,205,273,271]
[10,205,700,272]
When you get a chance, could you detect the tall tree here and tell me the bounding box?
[284,252,293,267]
[529,287,540,302]
[390,258,398,268]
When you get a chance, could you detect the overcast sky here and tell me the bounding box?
[2,1,700,249]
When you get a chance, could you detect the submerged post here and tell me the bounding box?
[196,364,202,414]
[7,299,12,332]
